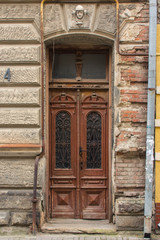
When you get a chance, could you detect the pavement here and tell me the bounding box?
[0,235,152,240]
[0,232,160,240]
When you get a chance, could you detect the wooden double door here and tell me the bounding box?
[49,89,109,219]
[49,46,109,219]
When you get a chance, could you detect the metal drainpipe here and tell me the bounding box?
[32,0,46,234]
[144,0,157,239]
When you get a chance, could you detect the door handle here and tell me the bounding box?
[80,161,83,170]
[79,146,86,170]
[79,146,86,158]
[79,146,82,158]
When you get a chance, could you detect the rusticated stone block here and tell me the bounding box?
[116,215,143,230]
[11,212,32,226]
[0,4,40,27]
[0,148,42,157]
[44,4,64,35]
[119,4,146,23]
[120,23,149,43]
[0,128,40,144]
[0,46,40,63]
[0,24,40,42]
[0,211,10,225]
[116,198,144,215]
[94,4,116,34]
[116,126,146,153]
[0,88,40,106]
[11,211,40,226]
[0,159,42,187]
[117,46,148,63]
[0,66,40,85]
[0,108,40,126]
[0,190,34,210]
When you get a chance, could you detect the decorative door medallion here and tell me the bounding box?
[49,48,109,219]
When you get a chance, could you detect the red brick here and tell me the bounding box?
[120,89,147,103]
[155,203,160,229]
[121,68,148,83]
[121,109,147,123]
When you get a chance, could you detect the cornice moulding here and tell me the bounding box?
[0,0,149,3]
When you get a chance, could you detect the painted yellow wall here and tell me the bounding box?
[155,24,160,203]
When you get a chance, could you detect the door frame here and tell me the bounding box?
[45,44,113,222]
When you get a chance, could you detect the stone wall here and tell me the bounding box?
[0,3,42,227]
[0,0,150,230]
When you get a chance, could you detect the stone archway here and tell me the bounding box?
[44,30,114,222]
[42,1,117,223]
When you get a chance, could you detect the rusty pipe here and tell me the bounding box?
[114,0,148,56]
[32,156,41,234]
[32,0,47,234]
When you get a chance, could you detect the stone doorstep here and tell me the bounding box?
[41,219,117,235]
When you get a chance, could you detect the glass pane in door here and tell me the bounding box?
[87,112,101,169]
[56,111,71,169]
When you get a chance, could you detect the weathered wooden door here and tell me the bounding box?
[49,48,109,219]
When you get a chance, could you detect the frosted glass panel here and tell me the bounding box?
[52,52,106,79]
[82,54,106,79]
[52,54,76,79]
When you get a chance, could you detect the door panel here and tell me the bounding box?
[80,93,108,219]
[52,189,76,218]
[81,189,106,219]
[50,93,77,218]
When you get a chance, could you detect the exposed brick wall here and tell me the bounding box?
[121,67,148,84]
[115,3,149,229]
[116,153,145,188]
[121,109,147,123]
[156,203,160,229]
[158,0,160,24]
[120,89,147,103]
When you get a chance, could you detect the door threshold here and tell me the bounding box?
[41,219,116,234]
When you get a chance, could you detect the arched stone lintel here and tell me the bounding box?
[44,31,115,47]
